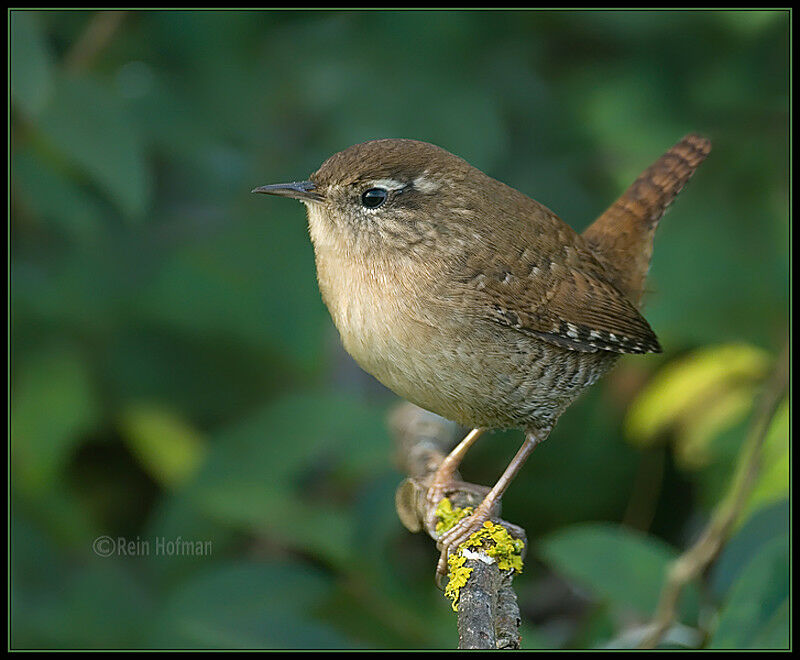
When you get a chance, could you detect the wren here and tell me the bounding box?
[253,134,711,577]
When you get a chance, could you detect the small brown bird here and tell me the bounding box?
[253,134,711,577]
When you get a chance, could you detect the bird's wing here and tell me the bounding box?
[439,220,661,355]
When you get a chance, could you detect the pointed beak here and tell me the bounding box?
[251,180,323,202]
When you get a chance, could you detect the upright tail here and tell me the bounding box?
[582,134,712,306]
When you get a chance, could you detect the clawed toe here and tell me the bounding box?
[433,509,491,586]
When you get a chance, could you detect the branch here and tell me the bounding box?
[638,343,789,649]
[390,403,525,650]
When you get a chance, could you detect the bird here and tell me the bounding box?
[252,133,711,578]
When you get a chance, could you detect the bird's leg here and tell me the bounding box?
[424,428,486,533]
[435,429,548,581]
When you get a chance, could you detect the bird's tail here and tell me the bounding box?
[582,134,712,306]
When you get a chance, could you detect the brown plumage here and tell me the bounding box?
[253,133,711,577]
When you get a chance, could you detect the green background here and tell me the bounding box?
[11,10,789,649]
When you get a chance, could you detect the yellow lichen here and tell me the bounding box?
[463,521,525,574]
[434,497,473,535]
[436,499,525,612]
[444,553,473,611]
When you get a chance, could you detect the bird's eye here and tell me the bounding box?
[361,188,388,209]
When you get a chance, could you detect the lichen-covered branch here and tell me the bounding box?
[390,403,526,650]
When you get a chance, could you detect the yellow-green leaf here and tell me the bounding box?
[120,403,206,488]
[12,345,99,495]
[624,344,770,468]
[675,386,754,469]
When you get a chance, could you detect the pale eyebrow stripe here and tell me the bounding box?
[369,178,406,190]
[368,176,439,194]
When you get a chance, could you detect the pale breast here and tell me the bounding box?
[312,238,442,398]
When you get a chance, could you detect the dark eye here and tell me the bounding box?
[361,188,388,209]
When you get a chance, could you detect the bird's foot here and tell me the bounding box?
[434,503,493,586]
[424,478,489,537]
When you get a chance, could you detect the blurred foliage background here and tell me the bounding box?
[10,9,789,650]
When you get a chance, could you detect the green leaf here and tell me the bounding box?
[148,562,350,649]
[11,345,100,495]
[11,11,54,117]
[140,493,238,584]
[12,557,152,649]
[186,392,391,566]
[709,536,789,649]
[749,599,789,649]
[119,402,207,488]
[738,399,789,525]
[538,523,698,622]
[37,75,151,219]
[710,499,788,599]
[13,148,104,242]
[140,210,327,370]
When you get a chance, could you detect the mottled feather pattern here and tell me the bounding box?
[447,199,662,356]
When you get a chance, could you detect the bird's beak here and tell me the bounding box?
[251,180,324,202]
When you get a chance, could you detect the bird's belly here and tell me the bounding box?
[399,334,616,431]
[337,300,617,431]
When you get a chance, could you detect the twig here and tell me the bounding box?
[64,10,128,72]
[638,343,789,649]
[390,403,525,650]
